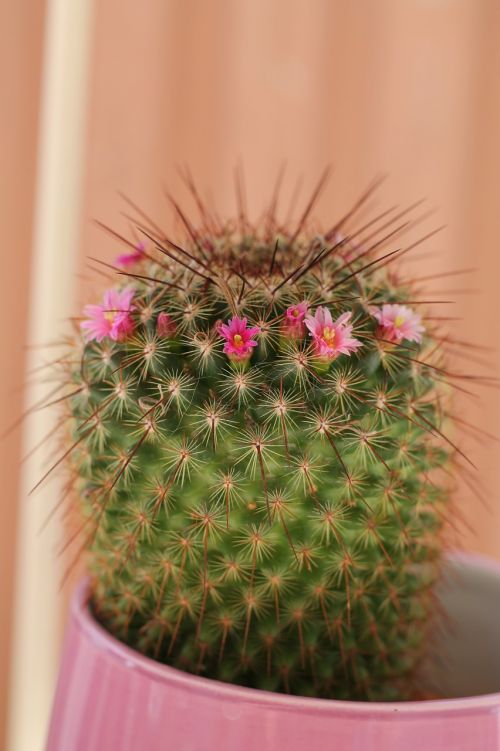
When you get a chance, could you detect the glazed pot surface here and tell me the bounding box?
[46,553,500,751]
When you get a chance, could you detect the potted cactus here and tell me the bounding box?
[45,180,500,750]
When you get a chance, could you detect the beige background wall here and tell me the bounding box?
[2,1,500,747]
[0,2,46,745]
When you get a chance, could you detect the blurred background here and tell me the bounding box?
[2,1,500,748]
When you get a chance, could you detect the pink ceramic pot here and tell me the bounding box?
[46,553,500,751]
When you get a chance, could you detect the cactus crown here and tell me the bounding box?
[55,179,456,701]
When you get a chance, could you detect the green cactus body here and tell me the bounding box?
[64,212,451,701]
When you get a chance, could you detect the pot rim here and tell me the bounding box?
[73,550,500,717]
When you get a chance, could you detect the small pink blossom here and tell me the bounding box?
[81,287,136,343]
[332,231,361,264]
[116,242,145,268]
[219,316,259,361]
[304,306,362,361]
[156,312,176,338]
[373,304,424,344]
[282,301,308,339]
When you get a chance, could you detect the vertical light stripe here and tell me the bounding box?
[7,1,94,749]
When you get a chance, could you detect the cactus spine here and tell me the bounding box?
[57,185,454,701]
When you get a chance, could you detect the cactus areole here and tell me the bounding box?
[61,184,455,701]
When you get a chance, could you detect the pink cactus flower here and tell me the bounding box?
[373,304,424,344]
[116,242,145,268]
[331,231,359,264]
[282,301,308,339]
[304,307,362,361]
[81,287,136,343]
[218,316,259,362]
[156,312,176,338]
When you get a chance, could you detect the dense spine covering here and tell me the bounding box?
[59,184,454,701]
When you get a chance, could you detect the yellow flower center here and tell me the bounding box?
[104,311,116,323]
[322,326,336,344]
[233,334,243,346]
[394,315,405,327]
[292,308,300,317]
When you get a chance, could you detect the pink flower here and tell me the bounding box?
[218,316,259,361]
[304,307,362,361]
[81,287,136,343]
[373,304,424,344]
[116,242,145,268]
[156,312,176,338]
[332,231,361,264]
[282,301,308,339]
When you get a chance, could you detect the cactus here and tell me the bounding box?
[56,182,456,701]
